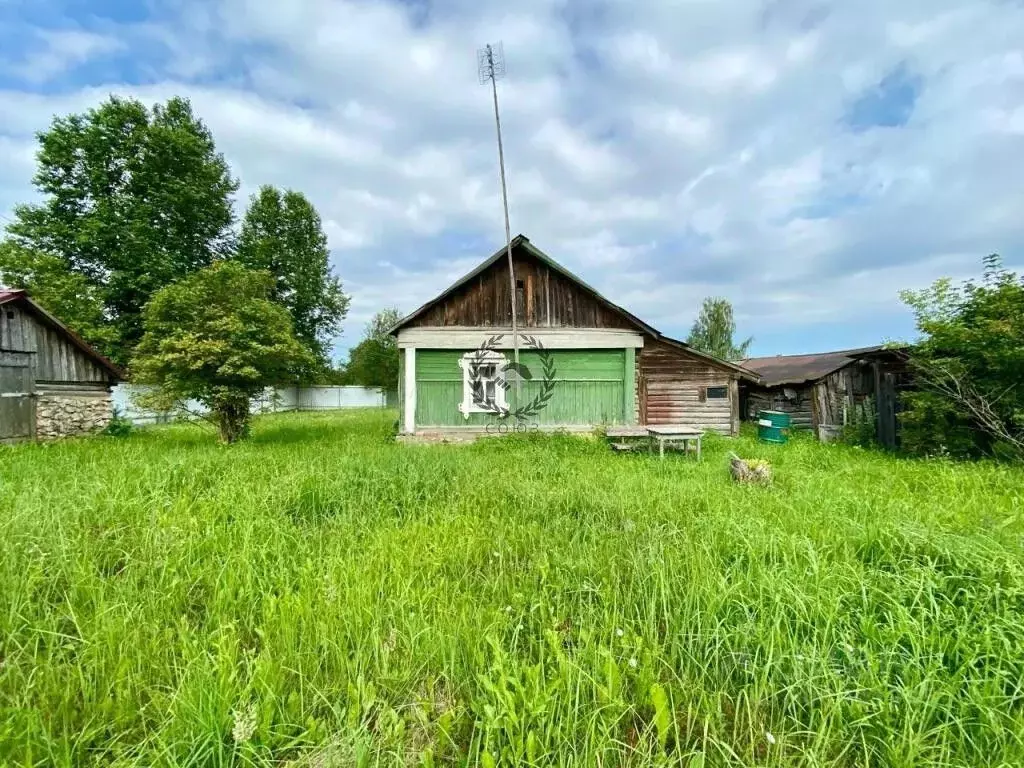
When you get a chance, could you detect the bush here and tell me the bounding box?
[102,407,133,438]
[899,254,1024,460]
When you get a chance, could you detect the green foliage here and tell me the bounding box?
[899,254,1024,459]
[132,261,313,443]
[0,241,116,350]
[4,95,238,365]
[236,185,349,374]
[840,399,878,449]
[101,408,134,438]
[343,308,401,389]
[686,298,752,361]
[2,411,1024,765]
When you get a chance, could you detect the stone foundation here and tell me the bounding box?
[35,393,113,439]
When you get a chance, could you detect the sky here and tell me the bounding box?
[0,0,1022,360]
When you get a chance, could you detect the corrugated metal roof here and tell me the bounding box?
[739,346,882,387]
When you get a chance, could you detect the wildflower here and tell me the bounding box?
[765,731,776,745]
[616,628,624,637]
[628,657,638,669]
[232,703,257,744]
[492,551,500,558]
[505,605,513,613]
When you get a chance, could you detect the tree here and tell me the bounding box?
[0,241,116,350]
[4,95,238,365]
[899,254,1024,460]
[235,185,349,373]
[132,261,313,443]
[686,297,752,361]
[343,309,402,389]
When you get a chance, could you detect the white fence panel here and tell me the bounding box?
[113,383,391,424]
[297,386,387,410]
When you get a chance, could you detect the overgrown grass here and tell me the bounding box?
[2,410,1023,767]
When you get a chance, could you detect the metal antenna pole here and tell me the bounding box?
[478,42,519,380]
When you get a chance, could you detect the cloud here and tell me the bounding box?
[1,0,1023,357]
[9,28,124,83]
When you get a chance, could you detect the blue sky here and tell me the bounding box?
[1,0,1023,360]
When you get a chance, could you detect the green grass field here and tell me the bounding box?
[2,411,1023,767]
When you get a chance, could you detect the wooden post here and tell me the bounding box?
[729,378,740,436]
[403,347,416,435]
[623,346,636,425]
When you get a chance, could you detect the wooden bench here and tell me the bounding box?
[606,426,651,453]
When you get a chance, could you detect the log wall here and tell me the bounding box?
[638,339,737,435]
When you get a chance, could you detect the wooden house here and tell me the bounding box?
[738,347,882,435]
[389,235,758,437]
[0,289,123,443]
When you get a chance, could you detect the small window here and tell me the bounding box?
[516,279,524,290]
[458,350,509,418]
[5,311,13,319]
[704,385,729,400]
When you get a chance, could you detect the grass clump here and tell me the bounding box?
[1,410,1023,766]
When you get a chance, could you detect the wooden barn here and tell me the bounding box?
[390,235,758,437]
[0,290,122,443]
[738,347,882,435]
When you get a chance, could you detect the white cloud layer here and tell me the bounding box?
[1,0,1023,356]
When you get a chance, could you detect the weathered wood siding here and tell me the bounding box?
[415,349,628,427]
[744,385,814,430]
[0,302,109,385]
[409,251,635,329]
[0,303,33,352]
[638,339,736,434]
[743,362,877,431]
[0,350,36,442]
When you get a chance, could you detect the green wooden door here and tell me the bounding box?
[0,351,35,442]
[415,348,628,428]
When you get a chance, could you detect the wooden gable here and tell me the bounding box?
[0,292,122,384]
[400,238,645,331]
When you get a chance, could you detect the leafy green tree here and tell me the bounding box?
[0,241,116,350]
[132,261,313,443]
[686,297,752,361]
[4,95,238,365]
[343,309,402,389]
[235,185,349,373]
[899,254,1024,460]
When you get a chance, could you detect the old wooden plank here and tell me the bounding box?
[623,346,635,425]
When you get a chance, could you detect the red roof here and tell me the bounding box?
[0,289,27,304]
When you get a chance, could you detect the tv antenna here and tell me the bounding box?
[478,42,519,381]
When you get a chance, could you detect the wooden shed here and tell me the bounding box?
[390,235,758,437]
[738,347,881,434]
[0,289,122,443]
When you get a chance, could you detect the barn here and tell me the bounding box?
[0,290,122,443]
[390,235,758,437]
[738,347,882,436]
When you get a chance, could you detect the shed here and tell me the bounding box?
[0,290,123,443]
[738,347,881,434]
[389,235,759,437]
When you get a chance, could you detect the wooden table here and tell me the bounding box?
[647,425,704,461]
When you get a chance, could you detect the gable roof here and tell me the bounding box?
[739,346,882,387]
[390,234,760,380]
[0,289,124,380]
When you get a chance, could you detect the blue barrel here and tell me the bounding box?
[757,410,791,444]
